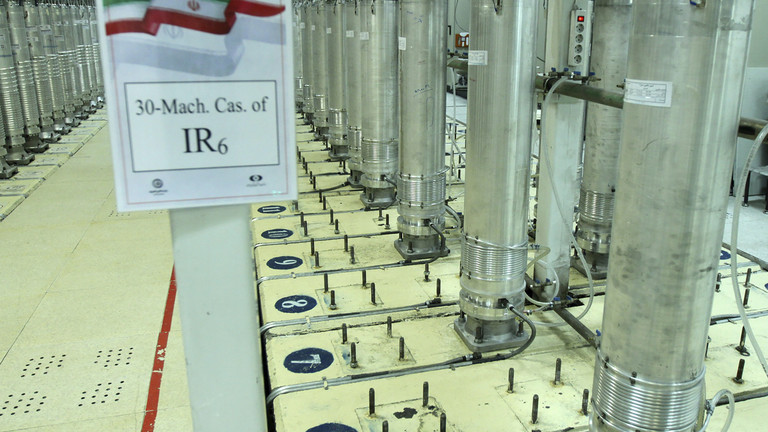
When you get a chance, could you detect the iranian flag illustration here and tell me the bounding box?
[103,0,285,36]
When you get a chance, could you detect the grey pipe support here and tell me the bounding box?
[359,0,398,208]
[590,1,755,431]
[574,0,632,275]
[454,0,540,352]
[394,0,448,259]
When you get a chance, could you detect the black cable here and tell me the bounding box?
[314,181,351,193]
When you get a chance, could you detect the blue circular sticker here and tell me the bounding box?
[306,424,357,432]
[267,256,303,270]
[257,205,287,214]
[720,250,731,260]
[275,295,317,313]
[284,348,334,374]
[261,228,294,240]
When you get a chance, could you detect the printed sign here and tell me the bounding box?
[98,0,297,210]
[275,295,317,313]
[284,347,334,373]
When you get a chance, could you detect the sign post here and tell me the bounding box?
[96,1,296,429]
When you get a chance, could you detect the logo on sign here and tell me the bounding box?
[250,174,263,182]
[257,205,286,214]
[261,228,293,240]
[266,256,302,270]
[275,295,317,313]
[150,178,168,196]
[283,348,334,374]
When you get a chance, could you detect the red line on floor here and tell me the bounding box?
[141,268,178,432]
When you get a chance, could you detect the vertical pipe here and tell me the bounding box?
[574,0,631,278]
[326,0,348,160]
[344,0,365,188]
[300,0,315,123]
[394,0,449,259]
[311,0,330,139]
[534,0,589,295]
[359,0,398,209]
[590,1,755,430]
[454,0,539,352]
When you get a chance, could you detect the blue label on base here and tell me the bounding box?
[275,295,317,313]
[306,424,357,432]
[261,228,294,239]
[257,205,287,214]
[266,256,303,270]
[284,348,334,373]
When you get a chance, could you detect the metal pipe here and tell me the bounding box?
[453,0,538,352]
[574,0,632,278]
[590,1,755,430]
[359,0,398,209]
[300,1,315,122]
[326,0,348,160]
[394,0,449,259]
[311,0,330,139]
[345,0,364,188]
[533,76,766,142]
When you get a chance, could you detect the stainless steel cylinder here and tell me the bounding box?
[326,0,348,160]
[24,0,58,143]
[77,1,97,110]
[454,0,539,352]
[40,0,68,131]
[0,0,32,164]
[300,1,315,121]
[574,0,632,277]
[394,0,448,259]
[72,1,93,111]
[62,1,85,118]
[8,2,42,135]
[590,1,755,431]
[359,0,398,208]
[293,2,304,111]
[344,0,364,187]
[311,0,329,135]
[51,1,77,125]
